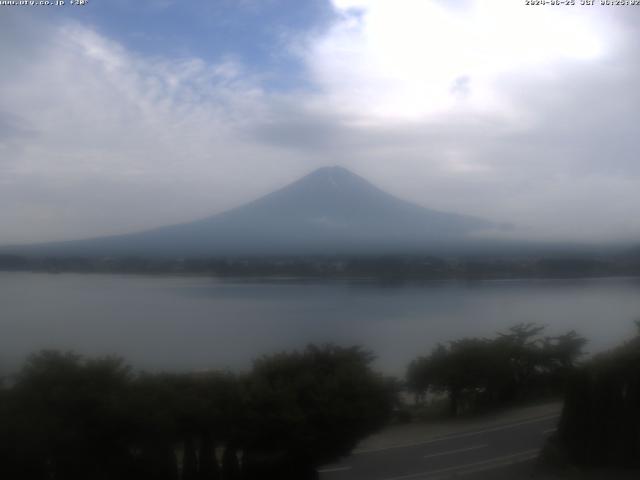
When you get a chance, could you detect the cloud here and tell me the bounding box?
[307,0,611,120]
[285,0,640,242]
[1,2,640,245]
[0,15,313,244]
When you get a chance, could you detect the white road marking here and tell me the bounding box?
[379,449,540,480]
[542,428,557,434]
[355,414,559,455]
[423,444,488,459]
[457,449,540,477]
[317,466,352,473]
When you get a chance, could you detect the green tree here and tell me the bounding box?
[198,433,220,480]
[407,324,587,416]
[7,351,135,479]
[221,444,241,480]
[556,326,640,467]
[241,344,393,479]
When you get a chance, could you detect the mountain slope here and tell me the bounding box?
[4,167,496,256]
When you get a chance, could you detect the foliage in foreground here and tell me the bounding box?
[0,345,393,480]
[406,323,587,416]
[553,323,640,468]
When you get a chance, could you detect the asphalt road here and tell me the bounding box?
[318,413,559,480]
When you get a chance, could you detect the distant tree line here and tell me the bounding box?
[2,252,640,278]
[550,322,640,468]
[406,323,587,416]
[0,345,394,480]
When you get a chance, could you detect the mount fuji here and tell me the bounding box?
[3,167,497,257]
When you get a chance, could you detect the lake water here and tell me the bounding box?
[1,273,640,375]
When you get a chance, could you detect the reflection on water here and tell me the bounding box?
[1,272,639,375]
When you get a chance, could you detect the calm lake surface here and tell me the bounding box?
[1,273,640,375]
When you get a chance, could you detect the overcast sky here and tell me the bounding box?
[1,0,640,245]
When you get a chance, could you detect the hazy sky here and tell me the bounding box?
[2,0,640,245]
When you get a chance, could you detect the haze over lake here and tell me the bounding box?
[2,272,639,375]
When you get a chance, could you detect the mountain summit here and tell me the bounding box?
[5,167,495,256]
